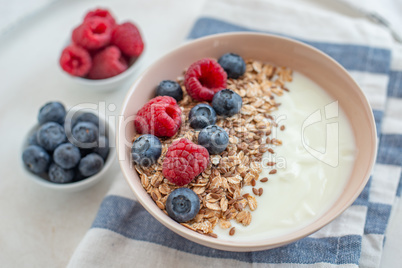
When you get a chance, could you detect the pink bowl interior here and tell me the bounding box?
[117,33,376,251]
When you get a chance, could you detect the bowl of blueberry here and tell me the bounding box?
[22,101,115,192]
[59,8,144,91]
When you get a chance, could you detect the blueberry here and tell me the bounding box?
[73,112,100,127]
[198,125,229,155]
[28,131,38,146]
[37,122,67,151]
[53,143,81,169]
[188,104,216,130]
[78,153,104,177]
[166,188,200,223]
[131,134,162,167]
[22,145,50,174]
[72,122,99,148]
[48,163,75,183]
[94,136,109,160]
[218,53,246,79]
[212,89,242,117]
[38,101,66,125]
[156,80,183,102]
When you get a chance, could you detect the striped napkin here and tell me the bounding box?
[68,0,402,267]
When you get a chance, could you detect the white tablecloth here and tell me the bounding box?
[0,0,400,267]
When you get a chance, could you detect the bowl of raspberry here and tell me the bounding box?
[117,33,376,251]
[21,101,115,192]
[59,8,144,91]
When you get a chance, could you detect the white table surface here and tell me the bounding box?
[0,0,400,267]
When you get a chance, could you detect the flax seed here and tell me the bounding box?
[260,177,268,182]
[229,227,236,236]
[252,188,259,195]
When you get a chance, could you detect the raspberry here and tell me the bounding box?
[59,44,92,77]
[162,138,209,186]
[111,22,144,57]
[134,96,182,137]
[184,58,227,102]
[72,17,112,50]
[88,46,128,79]
[84,8,116,26]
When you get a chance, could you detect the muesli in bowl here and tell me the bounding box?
[118,33,376,251]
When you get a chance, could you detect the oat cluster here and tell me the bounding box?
[133,59,293,237]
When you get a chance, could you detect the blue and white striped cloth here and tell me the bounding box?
[68,0,402,267]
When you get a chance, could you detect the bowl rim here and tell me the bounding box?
[22,107,116,191]
[117,32,377,251]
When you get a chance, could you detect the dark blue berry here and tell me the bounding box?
[212,89,242,117]
[48,163,75,183]
[156,80,183,102]
[38,101,66,125]
[53,143,81,169]
[166,188,200,223]
[22,145,50,174]
[218,53,246,79]
[72,122,99,148]
[28,131,38,146]
[78,153,104,177]
[131,134,161,167]
[94,136,109,160]
[198,125,229,155]
[73,112,100,127]
[37,122,67,151]
[188,104,216,130]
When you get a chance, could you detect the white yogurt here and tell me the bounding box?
[214,72,356,240]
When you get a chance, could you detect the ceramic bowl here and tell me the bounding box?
[67,57,142,91]
[117,33,376,251]
[22,108,116,192]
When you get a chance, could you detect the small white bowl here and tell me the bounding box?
[22,109,115,192]
[68,56,143,92]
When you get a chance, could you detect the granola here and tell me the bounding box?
[132,59,292,237]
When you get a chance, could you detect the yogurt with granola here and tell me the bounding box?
[131,55,356,241]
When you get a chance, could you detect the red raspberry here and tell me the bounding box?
[184,58,227,102]
[134,96,182,137]
[59,44,92,77]
[162,138,209,186]
[84,8,116,26]
[72,17,112,50]
[111,22,144,58]
[88,46,128,79]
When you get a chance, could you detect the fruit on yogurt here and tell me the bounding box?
[197,125,229,155]
[166,188,200,222]
[156,80,183,102]
[184,58,227,102]
[134,96,182,138]
[162,138,209,186]
[218,53,246,79]
[212,89,242,117]
[188,103,216,130]
[131,134,162,167]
